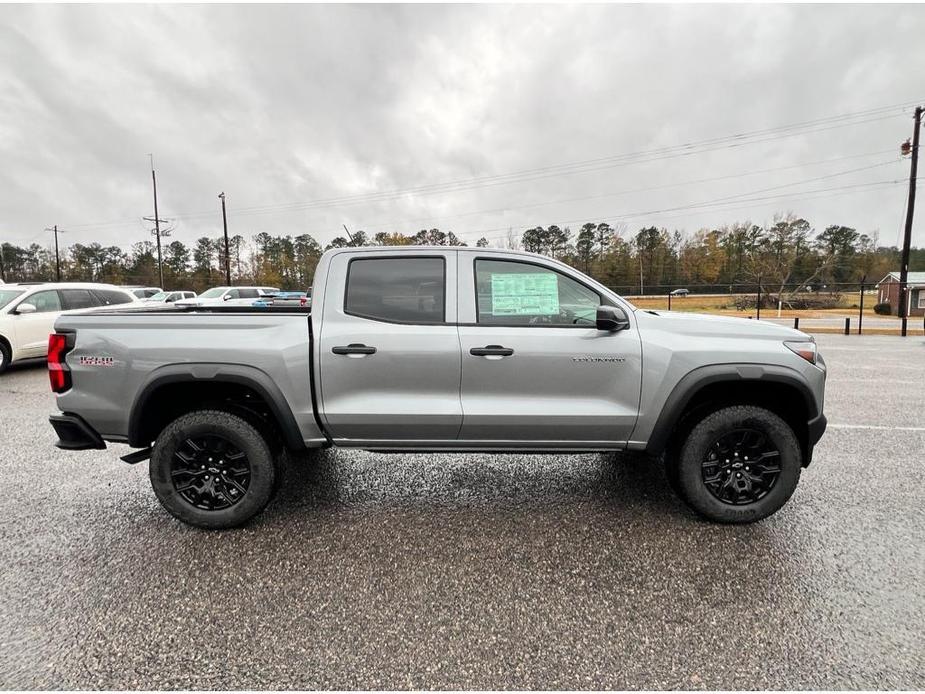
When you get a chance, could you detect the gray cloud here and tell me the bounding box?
[1,3,923,251]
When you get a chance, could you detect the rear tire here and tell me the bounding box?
[149,410,278,529]
[675,405,802,524]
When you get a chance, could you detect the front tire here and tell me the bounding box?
[149,410,278,529]
[673,405,802,524]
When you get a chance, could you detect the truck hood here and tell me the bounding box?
[634,309,807,340]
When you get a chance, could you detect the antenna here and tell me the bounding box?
[342,224,357,247]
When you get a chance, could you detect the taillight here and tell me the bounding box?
[300,297,307,307]
[48,332,74,393]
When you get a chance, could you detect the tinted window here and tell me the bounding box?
[90,289,133,306]
[238,288,260,299]
[60,289,101,310]
[23,289,62,313]
[345,257,445,324]
[475,259,600,326]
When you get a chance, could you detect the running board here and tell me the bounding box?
[120,447,152,465]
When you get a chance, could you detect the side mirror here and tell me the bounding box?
[222,294,231,301]
[596,305,630,332]
[16,302,37,315]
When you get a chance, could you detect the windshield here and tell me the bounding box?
[0,289,25,310]
[148,291,169,301]
[198,287,227,299]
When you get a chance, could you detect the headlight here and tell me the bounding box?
[784,340,817,365]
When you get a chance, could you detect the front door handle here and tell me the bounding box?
[470,345,514,357]
[332,343,377,355]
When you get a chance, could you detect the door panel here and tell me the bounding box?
[457,254,641,444]
[318,252,462,443]
[458,326,641,442]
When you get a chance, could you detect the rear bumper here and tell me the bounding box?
[49,413,106,450]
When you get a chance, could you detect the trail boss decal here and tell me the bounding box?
[78,356,115,367]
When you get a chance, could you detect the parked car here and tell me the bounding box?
[670,288,690,296]
[175,286,279,307]
[123,286,162,299]
[143,290,197,304]
[48,246,826,529]
[0,282,138,373]
[260,290,310,308]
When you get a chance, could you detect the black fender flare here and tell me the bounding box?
[127,363,306,451]
[643,363,820,457]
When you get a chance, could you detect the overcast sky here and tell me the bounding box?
[2,3,924,252]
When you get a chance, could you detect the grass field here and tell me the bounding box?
[626,291,887,319]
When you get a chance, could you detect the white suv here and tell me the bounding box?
[0,282,138,373]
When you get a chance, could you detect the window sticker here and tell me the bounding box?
[490,272,559,315]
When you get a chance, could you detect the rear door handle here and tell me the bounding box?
[470,345,514,357]
[332,343,377,355]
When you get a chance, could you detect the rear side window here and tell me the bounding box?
[60,289,101,310]
[90,289,133,306]
[345,257,445,324]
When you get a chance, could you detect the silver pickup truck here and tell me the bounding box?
[48,246,827,528]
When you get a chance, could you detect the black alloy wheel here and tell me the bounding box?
[700,427,781,505]
[171,435,251,510]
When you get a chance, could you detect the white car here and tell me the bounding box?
[142,290,197,304]
[0,282,139,373]
[175,286,279,307]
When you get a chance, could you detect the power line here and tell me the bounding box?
[344,155,900,237]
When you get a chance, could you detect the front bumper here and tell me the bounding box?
[49,413,106,450]
[808,413,827,446]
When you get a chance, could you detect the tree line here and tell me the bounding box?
[1,213,922,295]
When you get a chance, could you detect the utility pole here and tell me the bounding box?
[44,225,64,280]
[898,105,922,337]
[218,192,231,285]
[145,154,167,289]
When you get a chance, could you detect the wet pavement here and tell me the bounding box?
[0,334,923,689]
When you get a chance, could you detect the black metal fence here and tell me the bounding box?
[607,281,924,336]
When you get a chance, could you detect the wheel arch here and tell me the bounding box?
[645,364,819,465]
[128,363,306,452]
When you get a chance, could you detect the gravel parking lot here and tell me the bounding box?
[1,334,923,689]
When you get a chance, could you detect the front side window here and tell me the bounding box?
[475,259,601,326]
[24,289,62,313]
[345,257,445,324]
[199,287,227,299]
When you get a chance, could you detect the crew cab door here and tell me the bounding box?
[317,251,462,444]
[456,252,642,446]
